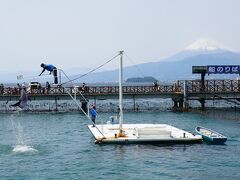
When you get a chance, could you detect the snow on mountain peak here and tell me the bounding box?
[185,38,222,51]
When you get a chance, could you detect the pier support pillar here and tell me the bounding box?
[179,99,183,109]
[183,80,189,111]
[55,96,58,111]
[172,96,184,112]
[173,100,179,111]
[183,98,189,111]
[199,98,205,111]
[201,72,206,91]
[81,101,88,113]
[133,95,136,111]
[173,101,178,108]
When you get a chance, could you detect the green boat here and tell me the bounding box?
[195,126,227,144]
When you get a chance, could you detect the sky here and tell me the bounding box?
[0,0,240,75]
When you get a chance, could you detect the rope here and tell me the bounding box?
[61,52,120,86]
[124,52,146,78]
[57,52,122,139]
[67,91,106,138]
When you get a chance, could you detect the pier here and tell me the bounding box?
[0,79,240,111]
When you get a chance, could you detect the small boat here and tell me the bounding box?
[195,126,227,144]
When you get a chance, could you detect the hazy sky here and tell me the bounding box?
[0,0,240,74]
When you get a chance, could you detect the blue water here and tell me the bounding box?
[0,110,240,179]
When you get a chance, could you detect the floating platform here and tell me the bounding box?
[88,124,202,144]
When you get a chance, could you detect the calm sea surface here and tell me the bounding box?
[0,110,240,180]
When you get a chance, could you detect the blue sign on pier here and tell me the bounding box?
[207,65,240,74]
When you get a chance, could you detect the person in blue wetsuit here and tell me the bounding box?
[39,63,58,84]
[90,104,97,126]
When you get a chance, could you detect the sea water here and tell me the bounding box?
[0,110,239,179]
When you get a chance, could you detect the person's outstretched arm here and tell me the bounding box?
[39,68,45,76]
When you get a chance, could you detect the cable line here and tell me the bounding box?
[124,52,146,78]
[61,52,121,85]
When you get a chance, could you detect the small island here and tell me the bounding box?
[126,76,157,82]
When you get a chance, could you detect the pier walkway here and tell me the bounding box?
[0,79,240,110]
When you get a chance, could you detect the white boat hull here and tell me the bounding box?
[88,124,202,144]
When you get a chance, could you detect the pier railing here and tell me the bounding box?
[0,79,239,97]
[0,84,180,96]
[177,79,240,93]
[43,85,180,95]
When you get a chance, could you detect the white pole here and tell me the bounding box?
[119,51,124,132]
[59,69,61,85]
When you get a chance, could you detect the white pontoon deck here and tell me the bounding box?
[88,124,202,144]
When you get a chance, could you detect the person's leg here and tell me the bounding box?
[92,116,96,126]
[53,68,58,84]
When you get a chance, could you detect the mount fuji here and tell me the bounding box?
[160,38,231,63]
[77,39,240,83]
[185,38,226,51]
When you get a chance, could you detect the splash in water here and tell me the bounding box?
[10,115,38,153]
[12,145,38,153]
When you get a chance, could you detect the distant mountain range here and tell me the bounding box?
[77,39,240,83]
[2,39,240,84]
